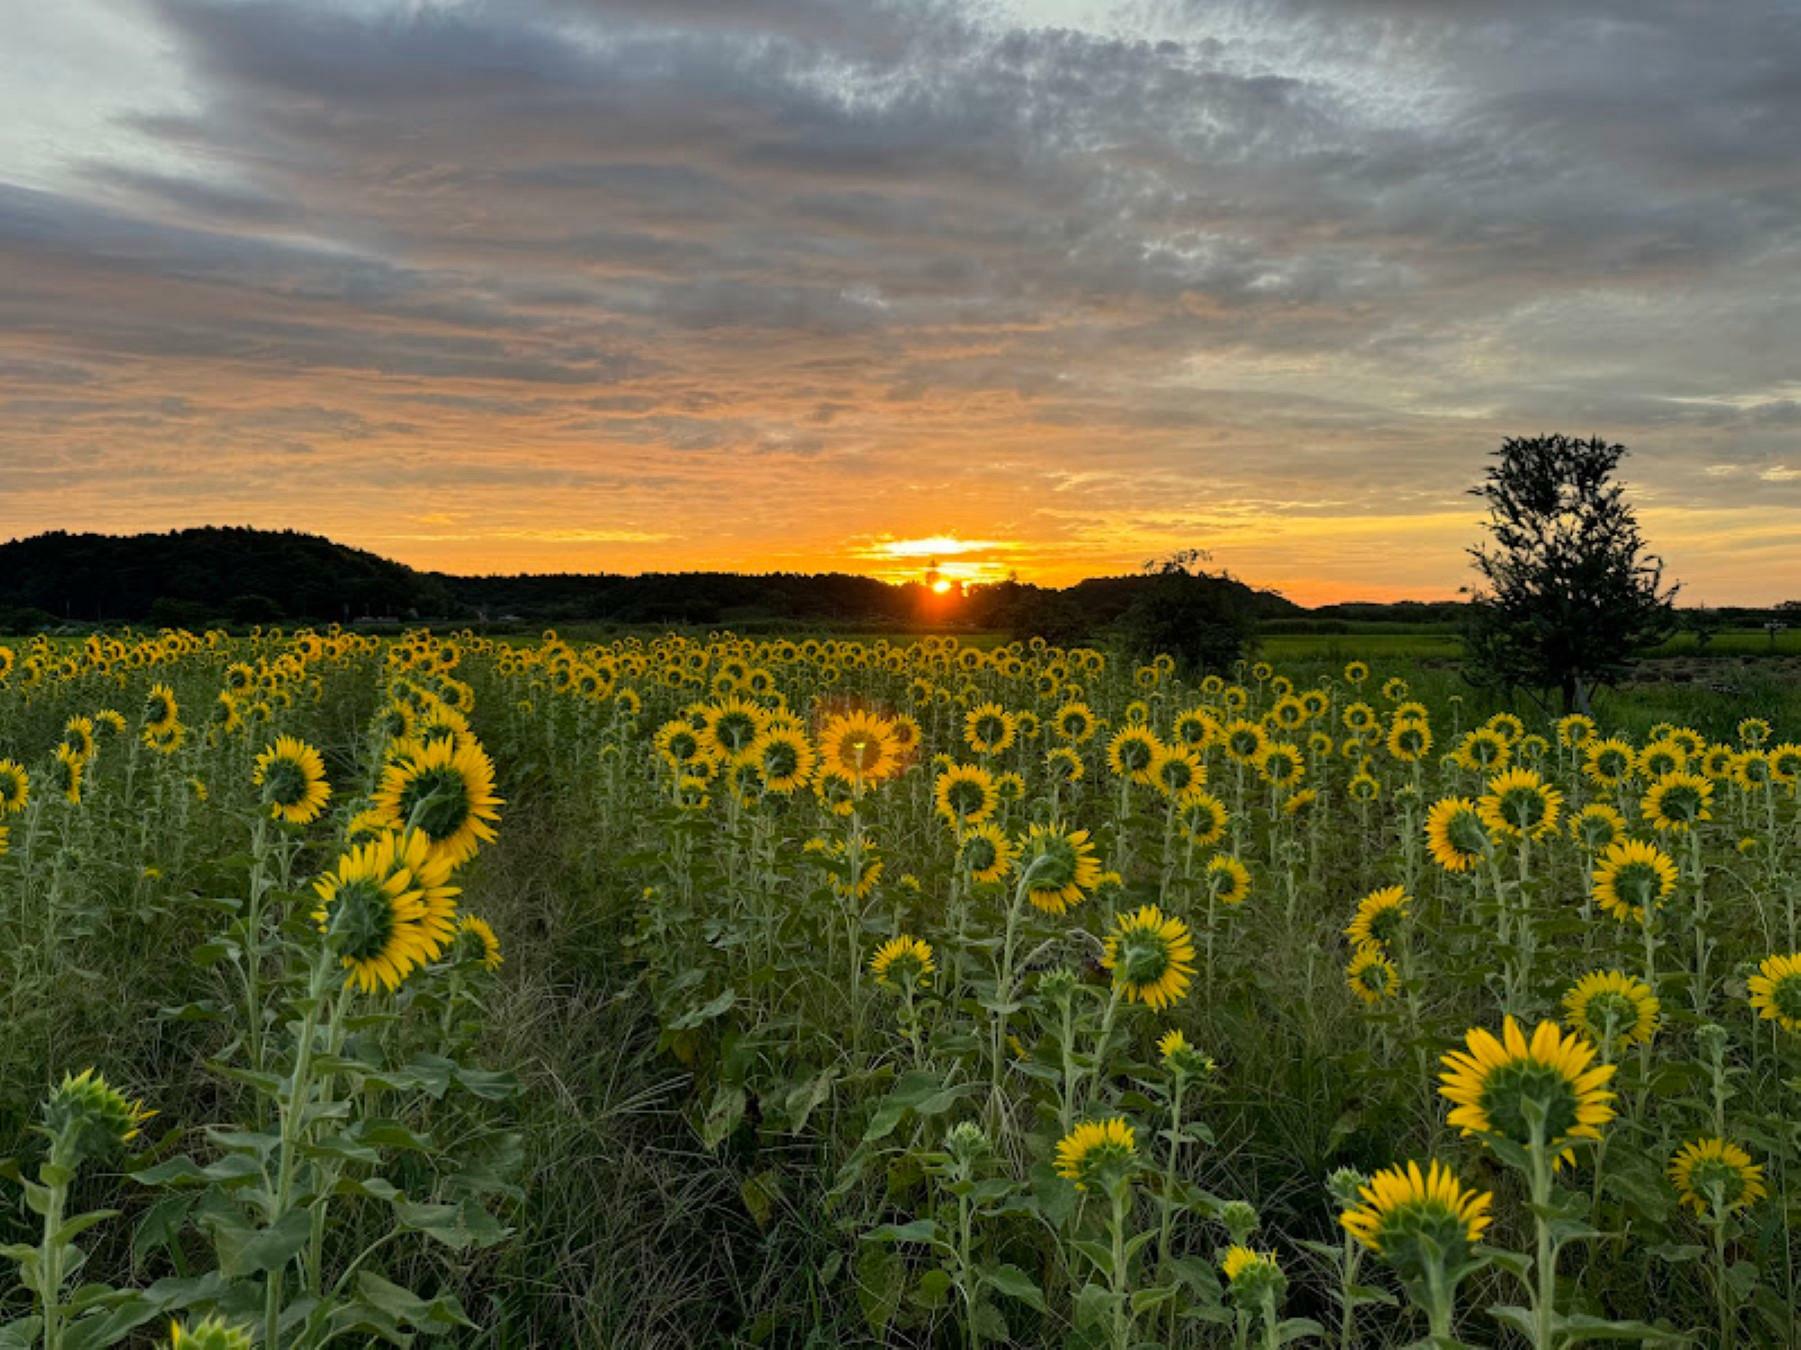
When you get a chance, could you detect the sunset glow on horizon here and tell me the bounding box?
[3,1,1798,605]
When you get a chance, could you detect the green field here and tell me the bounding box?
[1,628,1798,1347]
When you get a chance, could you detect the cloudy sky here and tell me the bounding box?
[3,0,1797,602]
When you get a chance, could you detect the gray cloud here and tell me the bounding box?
[0,0,1796,594]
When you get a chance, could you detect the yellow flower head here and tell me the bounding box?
[869,935,934,991]
[1345,886,1409,948]
[1054,1117,1137,1190]
[252,735,332,825]
[1747,952,1801,1033]
[1425,797,1488,872]
[1669,1138,1767,1217]
[1562,970,1659,1050]
[312,828,460,994]
[1591,838,1678,924]
[371,735,503,867]
[1345,943,1399,1004]
[1340,1160,1492,1274]
[1477,768,1562,841]
[1439,1016,1615,1161]
[1016,823,1103,915]
[1102,906,1197,1010]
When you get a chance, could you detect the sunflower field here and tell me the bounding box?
[0,627,1798,1348]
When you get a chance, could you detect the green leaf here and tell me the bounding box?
[862,1218,938,1245]
[354,1271,475,1332]
[393,1199,510,1252]
[984,1263,1047,1312]
[668,988,736,1030]
[227,1209,312,1278]
[1073,1282,1113,1332]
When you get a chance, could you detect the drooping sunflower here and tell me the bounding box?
[61,715,96,763]
[1439,1016,1615,1161]
[817,709,902,784]
[1339,1160,1493,1273]
[1346,942,1399,1003]
[142,682,179,735]
[1640,771,1714,833]
[1477,768,1563,841]
[1015,823,1103,915]
[1054,1117,1137,1190]
[1205,853,1252,906]
[960,821,1018,884]
[1570,803,1627,852]
[1591,838,1678,923]
[311,828,460,994]
[1102,906,1196,1010]
[1425,797,1488,872]
[751,726,816,794]
[963,702,1018,756]
[1106,726,1162,784]
[1562,970,1658,1051]
[1747,952,1801,1033]
[52,744,84,806]
[0,759,27,815]
[869,935,934,990]
[252,735,332,825]
[934,763,998,825]
[371,735,503,867]
[1582,738,1636,788]
[456,914,504,971]
[1157,1028,1216,1078]
[1345,886,1409,948]
[42,1067,156,1164]
[1177,789,1229,847]
[1669,1138,1767,1217]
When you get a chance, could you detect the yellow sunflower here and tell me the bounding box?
[1747,952,1801,1033]
[1205,854,1251,906]
[1591,838,1677,923]
[1640,771,1714,833]
[1340,1159,1492,1267]
[1425,797,1488,872]
[1345,943,1399,1003]
[1439,1016,1615,1161]
[1669,1138,1767,1217]
[963,702,1018,755]
[0,759,27,815]
[456,914,504,971]
[252,735,332,825]
[751,726,816,794]
[956,820,1016,883]
[1177,789,1229,847]
[1107,726,1162,784]
[1477,768,1563,841]
[1016,823,1103,915]
[1561,970,1658,1050]
[1053,1117,1137,1190]
[311,828,460,994]
[1345,886,1409,948]
[934,763,998,825]
[869,935,934,990]
[1582,738,1636,788]
[371,735,503,867]
[1101,906,1196,1010]
[818,709,902,784]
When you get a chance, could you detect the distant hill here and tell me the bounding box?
[0,525,1309,633]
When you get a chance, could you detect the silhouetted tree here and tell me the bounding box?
[1465,435,1678,712]
[1115,549,1254,675]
